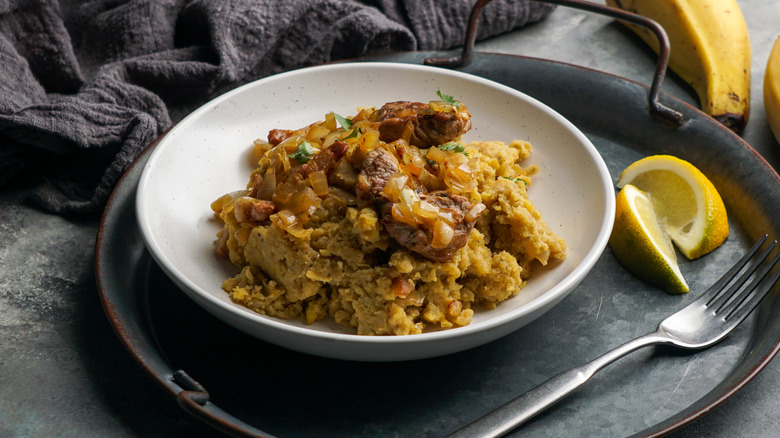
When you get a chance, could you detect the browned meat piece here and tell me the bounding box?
[356,147,478,261]
[274,141,349,203]
[374,101,429,121]
[299,140,349,178]
[233,197,276,223]
[268,127,309,145]
[382,191,476,262]
[374,101,471,148]
[268,129,295,145]
[356,147,399,200]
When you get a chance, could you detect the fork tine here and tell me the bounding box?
[708,239,776,311]
[702,234,768,307]
[723,246,780,322]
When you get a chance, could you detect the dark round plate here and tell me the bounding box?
[96,52,780,438]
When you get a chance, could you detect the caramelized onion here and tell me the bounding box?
[352,108,373,123]
[444,161,477,193]
[308,170,329,196]
[399,187,420,207]
[417,168,437,188]
[306,124,330,141]
[426,146,447,164]
[210,193,233,212]
[403,161,423,177]
[278,135,303,153]
[431,218,455,249]
[256,168,276,200]
[400,122,415,143]
[322,131,342,149]
[391,203,418,227]
[271,210,311,239]
[428,101,457,113]
[323,112,337,131]
[271,146,291,171]
[359,129,380,153]
[287,186,321,214]
[393,139,412,163]
[211,190,250,212]
[412,200,439,223]
[464,202,487,222]
[449,152,469,166]
[272,177,296,204]
[438,210,455,226]
[251,139,272,164]
[272,209,298,229]
[381,173,408,202]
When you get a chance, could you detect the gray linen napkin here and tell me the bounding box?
[0,0,555,214]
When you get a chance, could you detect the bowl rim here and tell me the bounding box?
[135,61,615,347]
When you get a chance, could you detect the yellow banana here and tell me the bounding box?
[765,36,780,144]
[607,0,751,134]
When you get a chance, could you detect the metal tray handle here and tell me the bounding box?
[425,0,686,127]
[173,370,274,437]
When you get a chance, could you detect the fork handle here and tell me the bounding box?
[447,332,669,438]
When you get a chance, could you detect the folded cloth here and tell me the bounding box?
[0,0,555,214]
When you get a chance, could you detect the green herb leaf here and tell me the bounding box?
[438,142,469,156]
[501,176,528,186]
[333,113,353,130]
[436,90,462,108]
[289,141,315,164]
[343,128,359,139]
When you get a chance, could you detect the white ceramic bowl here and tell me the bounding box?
[136,62,614,361]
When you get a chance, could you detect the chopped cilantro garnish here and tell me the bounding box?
[343,128,359,139]
[438,142,469,156]
[436,90,462,108]
[289,141,315,164]
[502,176,528,186]
[333,113,353,130]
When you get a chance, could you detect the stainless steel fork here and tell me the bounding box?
[448,235,780,438]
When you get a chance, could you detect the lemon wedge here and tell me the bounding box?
[610,184,689,294]
[616,155,728,260]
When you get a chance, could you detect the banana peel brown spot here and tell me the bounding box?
[714,112,747,134]
[612,0,630,11]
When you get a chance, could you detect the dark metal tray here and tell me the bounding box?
[95,50,780,437]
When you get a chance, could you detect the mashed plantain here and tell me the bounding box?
[212,98,566,335]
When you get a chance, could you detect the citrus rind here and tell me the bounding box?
[617,155,728,259]
[610,184,689,294]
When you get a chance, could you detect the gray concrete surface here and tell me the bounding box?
[1,0,778,437]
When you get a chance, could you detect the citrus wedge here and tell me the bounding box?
[616,155,728,260]
[610,184,689,294]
